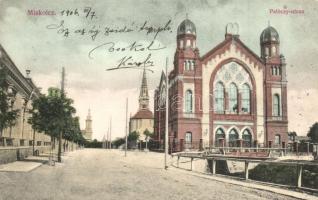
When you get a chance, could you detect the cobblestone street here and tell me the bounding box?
[0,149,302,200]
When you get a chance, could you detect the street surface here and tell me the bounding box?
[0,149,298,200]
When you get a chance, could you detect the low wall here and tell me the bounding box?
[0,146,51,165]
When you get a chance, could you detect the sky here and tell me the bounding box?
[0,0,317,140]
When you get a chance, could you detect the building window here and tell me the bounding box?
[184,61,188,71]
[229,129,239,147]
[242,129,252,147]
[215,128,225,147]
[193,40,196,48]
[191,60,195,70]
[184,60,195,71]
[275,134,281,146]
[180,40,184,48]
[241,84,251,113]
[271,46,276,56]
[186,40,191,47]
[229,83,238,113]
[185,90,193,113]
[185,132,192,143]
[265,47,269,56]
[185,132,192,149]
[214,82,224,113]
[273,94,280,116]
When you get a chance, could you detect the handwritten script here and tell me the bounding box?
[45,7,172,71]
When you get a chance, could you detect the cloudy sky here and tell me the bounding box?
[0,0,317,140]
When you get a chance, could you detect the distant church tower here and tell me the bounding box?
[129,68,154,141]
[139,68,150,110]
[84,109,93,141]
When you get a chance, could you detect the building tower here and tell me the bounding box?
[174,17,200,74]
[139,67,149,110]
[260,24,288,147]
[129,67,154,141]
[168,17,203,148]
[85,109,93,140]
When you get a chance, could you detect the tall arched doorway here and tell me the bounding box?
[215,128,225,147]
[242,129,252,147]
[229,129,239,147]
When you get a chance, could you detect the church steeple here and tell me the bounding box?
[139,68,149,110]
[85,109,93,140]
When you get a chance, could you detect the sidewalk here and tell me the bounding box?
[169,167,318,200]
[0,154,54,172]
[0,161,43,172]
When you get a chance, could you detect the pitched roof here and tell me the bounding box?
[200,35,263,65]
[131,109,154,119]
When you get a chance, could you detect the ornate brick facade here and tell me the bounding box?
[154,20,288,151]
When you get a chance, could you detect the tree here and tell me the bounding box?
[128,131,139,149]
[308,122,318,143]
[0,67,19,137]
[143,129,153,150]
[128,131,139,142]
[63,116,85,150]
[112,137,125,148]
[28,89,76,162]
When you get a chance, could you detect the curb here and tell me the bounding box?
[169,167,318,200]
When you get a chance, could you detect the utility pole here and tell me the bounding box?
[164,58,169,170]
[106,127,109,149]
[125,98,128,157]
[110,116,112,149]
[58,67,65,163]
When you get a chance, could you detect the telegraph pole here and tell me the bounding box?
[164,58,169,170]
[58,67,65,162]
[110,116,112,149]
[106,127,109,149]
[125,98,128,157]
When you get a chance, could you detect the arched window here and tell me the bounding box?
[229,83,238,113]
[229,129,239,147]
[192,61,195,70]
[277,67,281,75]
[242,129,252,147]
[215,128,225,147]
[241,84,251,113]
[188,60,192,70]
[273,94,280,116]
[214,82,224,113]
[185,90,193,113]
[184,60,190,71]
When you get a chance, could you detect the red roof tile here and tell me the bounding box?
[131,109,154,119]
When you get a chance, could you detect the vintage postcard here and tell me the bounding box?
[0,0,317,199]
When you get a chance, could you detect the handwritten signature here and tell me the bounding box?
[106,53,154,71]
[88,40,166,59]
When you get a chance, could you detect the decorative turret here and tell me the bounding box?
[177,17,197,50]
[260,24,280,59]
[175,16,199,74]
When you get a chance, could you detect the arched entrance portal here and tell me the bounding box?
[215,128,225,147]
[229,129,239,147]
[242,129,252,147]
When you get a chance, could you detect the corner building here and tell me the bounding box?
[154,19,288,151]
